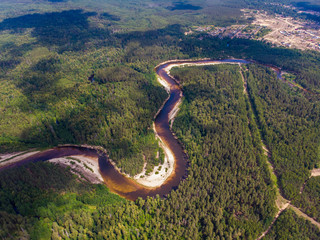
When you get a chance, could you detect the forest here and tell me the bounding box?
[293,177,320,222]
[0,162,124,239]
[0,0,320,238]
[264,209,320,239]
[242,64,320,222]
[1,65,278,239]
[2,63,319,238]
[244,64,320,198]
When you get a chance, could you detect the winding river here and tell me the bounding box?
[0,59,286,201]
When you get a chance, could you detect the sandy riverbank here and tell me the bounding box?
[0,151,40,168]
[0,149,103,184]
[132,60,245,188]
[163,60,242,74]
[49,155,103,184]
[131,62,183,188]
[169,96,182,129]
[134,123,175,187]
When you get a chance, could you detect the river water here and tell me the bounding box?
[0,59,282,200]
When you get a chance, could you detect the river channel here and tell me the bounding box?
[0,59,282,200]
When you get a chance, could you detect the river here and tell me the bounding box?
[0,59,285,200]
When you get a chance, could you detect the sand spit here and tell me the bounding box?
[169,94,183,129]
[133,59,248,188]
[49,155,103,184]
[0,151,40,168]
[2,59,301,191]
[134,123,175,187]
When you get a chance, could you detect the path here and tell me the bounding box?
[1,59,319,227]
[239,67,320,239]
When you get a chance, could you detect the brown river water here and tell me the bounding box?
[0,59,284,201]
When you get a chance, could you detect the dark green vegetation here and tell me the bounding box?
[294,177,320,222]
[1,0,320,238]
[0,162,124,239]
[180,35,320,93]
[0,10,104,53]
[254,27,272,39]
[246,0,320,23]
[243,64,320,200]
[168,65,277,238]
[0,0,246,32]
[1,65,278,239]
[167,2,202,11]
[264,208,320,239]
[0,46,168,175]
[293,1,320,12]
[1,61,319,238]
[293,1,320,23]
[0,0,250,176]
[237,63,320,231]
[243,64,320,197]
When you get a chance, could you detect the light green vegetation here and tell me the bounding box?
[244,64,320,200]
[0,162,125,239]
[283,72,304,88]
[0,0,320,238]
[0,0,251,176]
[255,27,272,39]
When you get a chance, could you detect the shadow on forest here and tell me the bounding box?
[101,12,121,21]
[0,161,95,217]
[0,10,182,150]
[15,72,166,151]
[0,9,183,52]
[0,43,33,73]
[293,1,320,12]
[13,56,76,113]
[48,0,67,2]
[116,24,183,47]
[0,10,111,52]
[16,98,121,148]
[167,1,202,11]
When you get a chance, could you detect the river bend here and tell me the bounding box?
[0,59,283,200]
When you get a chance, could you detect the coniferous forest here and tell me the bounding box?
[0,0,320,239]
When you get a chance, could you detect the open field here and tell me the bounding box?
[188,9,320,52]
[250,10,320,51]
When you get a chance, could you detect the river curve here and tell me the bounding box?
[0,59,285,200]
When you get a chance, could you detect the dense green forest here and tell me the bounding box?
[264,209,320,239]
[243,64,320,200]
[294,177,320,222]
[179,36,320,93]
[169,65,277,238]
[1,65,278,239]
[0,49,168,175]
[242,64,320,219]
[0,162,124,239]
[2,64,318,239]
[0,0,253,175]
[1,0,320,238]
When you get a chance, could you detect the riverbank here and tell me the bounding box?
[132,59,245,187]
[133,123,175,187]
[2,58,313,202]
[49,155,103,184]
[0,150,40,168]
